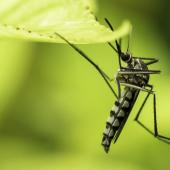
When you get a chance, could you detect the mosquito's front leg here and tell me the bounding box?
[56,33,118,99]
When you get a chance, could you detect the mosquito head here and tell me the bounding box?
[120,52,132,63]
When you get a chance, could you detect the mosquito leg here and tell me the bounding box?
[117,68,156,95]
[118,69,161,75]
[134,87,170,144]
[104,18,121,52]
[120,82,154,93]
[153,93,158,136]
[132,57,159,65]
[107,42,122,69]
[100,70,114,82]
[146,59,159,65]
[137,118,170,144]
[115,73,122,99]
[104,18,122,69]
[119,66,161,74]
[117,68,160,93]
[134,86,159,136]
[107,42,118,53]
[135,120,170,144]
[55,33,118,99]
[134,87,152,121]
[133,57,158,60]
[153,93,170,141]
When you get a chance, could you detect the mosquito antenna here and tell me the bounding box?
[126,33,131,53]
[119,38,122,52]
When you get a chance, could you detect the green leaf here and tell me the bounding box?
[0,0,132,44]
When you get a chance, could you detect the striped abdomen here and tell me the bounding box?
[102,87,139,153]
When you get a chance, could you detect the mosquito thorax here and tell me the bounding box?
[120,52,132,63]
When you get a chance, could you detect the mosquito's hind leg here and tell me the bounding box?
[152,93,170,142]
[134,86,170,144]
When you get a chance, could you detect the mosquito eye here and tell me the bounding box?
[121,54,128,61]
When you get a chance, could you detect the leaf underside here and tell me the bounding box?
[0,0,132,44]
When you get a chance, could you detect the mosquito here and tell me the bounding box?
[55,18,170,153]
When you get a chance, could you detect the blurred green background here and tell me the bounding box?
[0,0,170,170]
